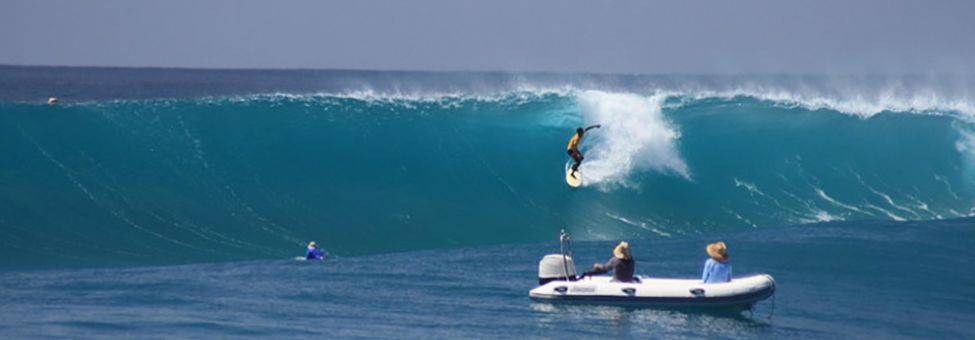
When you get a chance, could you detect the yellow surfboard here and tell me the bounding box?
[565,167,582,187]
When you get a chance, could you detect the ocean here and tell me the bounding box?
[1,65,973,338]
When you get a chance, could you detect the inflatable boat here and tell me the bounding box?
[529,231,775,309]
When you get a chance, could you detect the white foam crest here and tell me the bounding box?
[576,91,689,188]
[675,87,975,119]
[217,86,580,106]
[90,80,975,121]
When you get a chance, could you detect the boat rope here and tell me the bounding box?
[748,290,776,320]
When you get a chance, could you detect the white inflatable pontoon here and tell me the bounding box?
[529,231,775,309]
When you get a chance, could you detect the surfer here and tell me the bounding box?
[567,124,601,178]
[305,241,328,260]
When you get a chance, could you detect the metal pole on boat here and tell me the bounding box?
[560,229,571,281]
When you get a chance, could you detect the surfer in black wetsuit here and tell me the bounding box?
[567,124,601,178]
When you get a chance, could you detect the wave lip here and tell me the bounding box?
[672,86,975,119]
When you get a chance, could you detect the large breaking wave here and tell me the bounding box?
[2,77,974,269]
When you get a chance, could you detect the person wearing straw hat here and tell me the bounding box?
[305,241,328,260]
[701,241,732,283]
[584,241,636,282]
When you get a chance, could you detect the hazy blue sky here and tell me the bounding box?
[2,0,973,74]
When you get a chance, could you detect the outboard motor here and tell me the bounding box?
[537,230,578,285]
[538,254,577,285]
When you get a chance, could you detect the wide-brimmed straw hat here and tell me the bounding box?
[613,241,631,259]
[706,241,729,261]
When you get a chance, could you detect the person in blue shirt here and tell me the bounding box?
[305,241,328,260]
[701,241,732,283]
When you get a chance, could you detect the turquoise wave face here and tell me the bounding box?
[1,92,972,269]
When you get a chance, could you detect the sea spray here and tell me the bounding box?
[576,91,689,188]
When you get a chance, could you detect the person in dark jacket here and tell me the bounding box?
[585,241,636,282]
[305,241,328,260]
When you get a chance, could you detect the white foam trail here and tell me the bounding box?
[865,204,907,221]
[576,91,689,188]
[733,178,785,208]
[20,129,203,251]
[177,116,302,244]
[815,188,873,216]
[905,194,942,219]
[733,178,814,222]
[851,172,922,218]
[604,212,672,237]
[733,178,762,196]
[722,208,757,228]
[872,189,921,218]
[933,174,962,201]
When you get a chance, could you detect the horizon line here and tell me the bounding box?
[2,63,971,78]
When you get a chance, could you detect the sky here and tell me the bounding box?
[2,0,974,74]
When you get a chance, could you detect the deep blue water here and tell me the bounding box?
[2,220,973,338]
[1,66,974,338]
